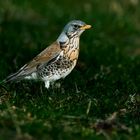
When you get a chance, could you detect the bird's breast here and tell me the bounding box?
[62,37,79,62]
[38,38,80,81]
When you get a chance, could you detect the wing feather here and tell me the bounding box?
[4,41,62,82]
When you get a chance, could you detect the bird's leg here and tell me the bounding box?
[44,81,50,89]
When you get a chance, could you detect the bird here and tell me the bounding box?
[3,20,91,88]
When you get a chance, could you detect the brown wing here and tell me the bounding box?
[15,41,61,76]
[4,41,62,83]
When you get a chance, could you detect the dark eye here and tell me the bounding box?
[73,24,80,29]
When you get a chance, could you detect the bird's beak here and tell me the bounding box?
[80,24,92,30]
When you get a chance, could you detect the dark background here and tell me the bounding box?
[0,0,140,140]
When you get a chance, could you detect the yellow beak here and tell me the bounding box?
[80,24,92,30]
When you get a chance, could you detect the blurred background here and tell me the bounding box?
[0,0,140,73]
[0,0,140,140]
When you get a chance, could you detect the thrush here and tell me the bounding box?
[3,20,91,88]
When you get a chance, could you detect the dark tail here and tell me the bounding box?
[2,71,23,84]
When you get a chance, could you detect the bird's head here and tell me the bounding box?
[57,20,91,43]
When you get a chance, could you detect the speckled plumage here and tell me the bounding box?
[4,20,91,88]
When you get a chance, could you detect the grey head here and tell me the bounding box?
[57,20,91,43]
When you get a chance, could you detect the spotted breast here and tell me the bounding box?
[38,37,79,85]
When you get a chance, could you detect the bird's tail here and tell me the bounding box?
[2,71,23,84]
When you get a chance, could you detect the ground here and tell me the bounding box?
[0,0,140,140]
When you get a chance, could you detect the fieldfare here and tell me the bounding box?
[3,20,91,88]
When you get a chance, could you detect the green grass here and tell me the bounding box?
[0,0,140,140]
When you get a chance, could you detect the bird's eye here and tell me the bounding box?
[73,24,80,29]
